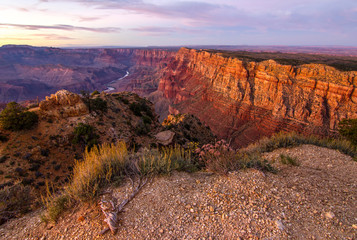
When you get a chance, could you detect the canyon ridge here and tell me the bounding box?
[1,45,356,146]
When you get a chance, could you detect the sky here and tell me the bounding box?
[0,0,356,47]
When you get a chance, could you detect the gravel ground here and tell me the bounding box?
[0,144,356,239]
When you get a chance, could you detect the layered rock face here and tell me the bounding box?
[156,48,357,147]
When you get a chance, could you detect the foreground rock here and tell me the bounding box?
[1,145,356,239]
[39,90,89,117]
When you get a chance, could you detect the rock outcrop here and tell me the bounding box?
[39,90,88,117]
[155,48,357,147]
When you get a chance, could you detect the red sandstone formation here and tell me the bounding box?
[155,48,357,147]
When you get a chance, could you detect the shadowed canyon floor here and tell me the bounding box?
[1,145,356,239]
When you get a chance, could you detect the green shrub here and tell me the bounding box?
[0,133,8,142]
[72,123,99,150]
[279,154,299,166]
[142,115,152,125]
[129,99,153,118]
[90,97,107,113]
[116,96,129,104]
[338,119,357,145]
[81,91,107,113]
[0,102,38,131]
[239,152,276,173]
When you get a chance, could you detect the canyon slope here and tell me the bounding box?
[0,45,175,102]
[152,48,357,147]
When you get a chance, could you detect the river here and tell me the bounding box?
[104,71,130,93]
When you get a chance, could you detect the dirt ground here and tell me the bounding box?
[0,144,356,239]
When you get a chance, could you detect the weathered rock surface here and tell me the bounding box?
[39,90,88,117]
[155,130,175,145]
[155,48,357,147]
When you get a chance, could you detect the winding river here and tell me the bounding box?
[104,71,130,93]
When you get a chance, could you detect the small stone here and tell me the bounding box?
[275,220,285,230]
[78,216,85,222]
[209,206,214,212]
[159,229,164,233]
[190,208,194,213]
[352,224,357,229]
[325,212,335,219]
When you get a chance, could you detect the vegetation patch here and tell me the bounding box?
[0,133,8,142]
[90,97,108,113]
[338,119,357,145]
[41,182,71,223]
[247,131,356,159]
[129,99,153,118]
[279,154,300,166]
[72,123,99,150]
[116,96,129,105]
[67,142,128,201]
[0,102,38,131]
[91,90,100,96]
[80,90,108,113]
[194,140,276,174]
[135,146,197,175]
[0,184,35,225]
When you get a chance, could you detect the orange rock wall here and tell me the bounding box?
[157,48,357,146]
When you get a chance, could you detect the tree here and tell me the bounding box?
[0,102,38,131]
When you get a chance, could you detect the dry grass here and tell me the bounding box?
[43,143,197,222]
[66,142,128,201]
[41,182,70,223]
[279,154,300,166]
[0,183,35,225]
[136,145,196,175]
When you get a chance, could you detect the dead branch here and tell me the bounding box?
[99,177,148,235]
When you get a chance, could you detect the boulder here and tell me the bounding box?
[39,90,88,117]
[155,130,175,145]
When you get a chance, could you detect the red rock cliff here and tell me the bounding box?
[157,48,357,147]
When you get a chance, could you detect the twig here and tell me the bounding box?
[99,177,148,235]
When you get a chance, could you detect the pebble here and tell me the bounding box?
[275,220,285,231]
[325,212,335,219]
